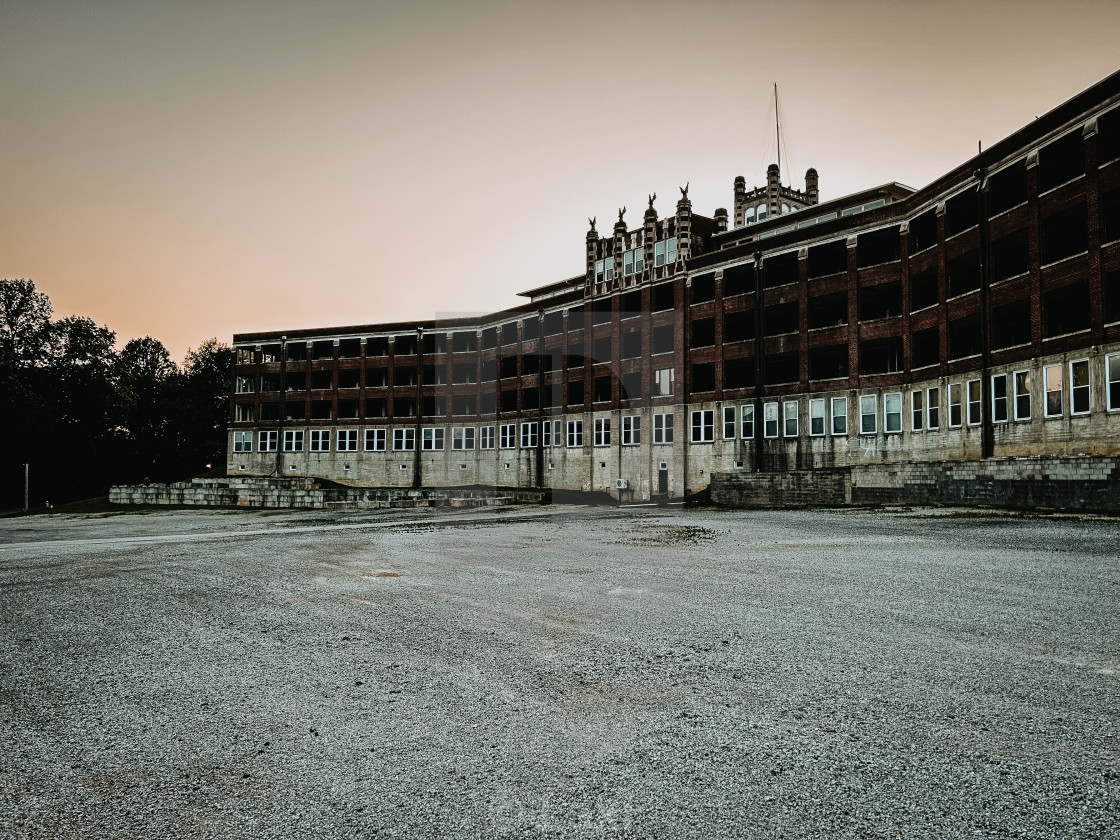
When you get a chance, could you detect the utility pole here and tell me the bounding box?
[24,463,29,513]
[277,336,288,476]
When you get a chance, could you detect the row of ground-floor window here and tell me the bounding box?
[231,351,1120,455]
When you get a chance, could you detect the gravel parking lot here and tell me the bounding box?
[1,504,1117,839]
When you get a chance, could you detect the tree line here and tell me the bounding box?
[1,278,234,508]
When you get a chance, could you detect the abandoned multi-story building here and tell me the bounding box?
[229,69,1120,501]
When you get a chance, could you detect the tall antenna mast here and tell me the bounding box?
[774,82,781,185]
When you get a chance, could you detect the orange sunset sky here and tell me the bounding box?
[3,0,1120,361]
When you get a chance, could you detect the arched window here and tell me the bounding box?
[745,206,756,224]
[782,203,790,214]
[757,203,767,222]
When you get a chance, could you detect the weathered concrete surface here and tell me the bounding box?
[1,505,1117,838]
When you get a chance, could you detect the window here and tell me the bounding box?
[542,419,561,447]
[783,401,798,437]
[480,426,495,449]
[392,428,415,451]
[823,397,845,436]
[884,393,902,433]
[233,431,253,453]
[364,428,386,451]
[741,404,755,439]
[653,238,677,268]
[1013,371,1031,420]
[723,405,737,439]
[594,418,611,446]
[422,428,445,450]
[520,422,538,448]
[499,423,517,448]
[654,368,674,397]
[337,429,358,451]
[654,413,674,444]
[235,403,254,422]
[236,347,254,364]
[949,383,962,427]
[927,387,940,430]
[911,390,924,431]
[991,375,1008,423]
[259,430,278,452]
[967,380,981,426]
[763,402,779,438]
[593,258,615,285]
[567,420,583,447]
[235,376,254,394]
[1045,365,1063,417]
[284,430,304,452]
[803,399,824,437]
[1070,359,1090,415]
[1109,355,1120,412]
[691,410,715,442]
[622,416,640,445]
[860,395,877,434]
[453,427,476,450]
[310,430,331,452]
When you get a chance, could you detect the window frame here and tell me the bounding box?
[883,392,902,434]
[949,383,962,428]
[653,367,675,397]
[479,426,495,450]
[499,423,517,449]
[910,389,924,432]
[392,428,415,451]
[741,404,755,439]
[1044,364,1063,418]
[422,427,445,451]
[593,417,611,447]
[452,426,476,451]
[622,415,641,446]
[783,400,798,437]
[991,374,1008,423]
[233,431,253,453]
[283,430,305,452]
[310,429,331,452]
[337,429,358,452]
[653,413,674,444]
[831,397,848,436]
[364,428,386,451]
[520,422,538,449]
[690,409,715,443]
[859,394,877,435]
[1107,354,1120,412]
[722,405,737,439]
[259,430,278,452]
[566,419,583,448]
[926,386,940,430]
[808,398,825,437]
[763,402,779,438]
[1013,370,1031,421]
[966,379,981,426]
[1069,359,1090,415]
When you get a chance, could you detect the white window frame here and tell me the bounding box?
[722,405,737,439]
[1044,364,1063,418]
[622,415,640,445]
[653,413,674,444]
[763,402,779,438]
[259,430,278,452]
[364,428,386,451]
[966,379,981,426]
[859,395,877,435]
[283,430,304,452]
[234,376,254,394]
[927,387,940,430]
[594,417,611,447]
[309,430,331,452]
[1069,359,1090,415]
[452,427,476,451]
[499,423,517,449]
[479,426,495,450]
[783,401,798,437]
[949,383,962,428]
[991,374,1008,423]
[235,403,254,422]
[654,367,675,397]
[910,390,924,431]
[831,397,847,436]
[1107,354,1120,412]
[520,422,538,449]
[422,427,445,451]
[741,404,755,439]
[884,392,902,434]
[392,428,415,451]
[1014,370,1031,420]
[233,431,253,453]
[690,409,714,443]
[567,420,583,448]
[337,429,358,452]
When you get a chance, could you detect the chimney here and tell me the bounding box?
[805,168,819,205]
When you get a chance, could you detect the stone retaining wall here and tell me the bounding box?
[711,455,1120,512]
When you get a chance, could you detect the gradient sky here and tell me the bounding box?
[3,0,1120,361]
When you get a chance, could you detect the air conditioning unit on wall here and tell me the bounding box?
[616,479,630,490]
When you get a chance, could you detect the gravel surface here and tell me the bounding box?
[1,504,1117,839]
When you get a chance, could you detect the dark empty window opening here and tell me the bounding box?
[396,335,418,356]
[1038,131,1085,192]
[284,402,305,421]
[338,369,360,389]
[260,375,280,392]
[621,372,642,401]
[909,210,938,253]
[501,323,518,345]
[945,191,979,237]
[691,273,716,304]
[522,387,539,410]
[723,310,754,342]
[808,291,848,329]
[622,331,643,359]
[500,389,517,413]
[452,363,476,385]
[859,281,902,321]
[987,161,1028,216]
[593,298,613,325]
[568,307,585,331]
[691,317,716,347]
[500,356,518,379]
[285,372,306,391]
[366,337,388,357]
[522,318,539,340]
[366,398,388,418]
[452,394,477,415]
[567,380,584,406]
[313,341,334,360]
[338,399,358,419]
[912,327,940,369]
[808,240,848,278]
[365,367,387,388]
[1099,108,1120,165]
[260,403,280,421]
[481,328,497,350]
[724,357,754,389]
[422,396,446,417]
[394,366,417,386]
[1102,188,1120,244]
[543,311,564,336]
[285,343,307,362]
[992,299,1032,348]
[859,337,903,375]
[621,290,642,319]
[480,359,497,381]
[949,314,982,359]
[764,301,799,336]
[1041,204,1088,264]
[1106,270,1120,324]
[653,324,675,354]
[421,333,446,354]
[763,253,799,288]
[764,352,799,385]
[452,331,478,353]
[480,393,496,414]
[311,370,333,390]
[566,343,585,367]
[690,362,716,393]
[260,344,281,363]
[593,336,612,364]
[594,375,613,403]
[857,227,900,268]
[948,250,982,297]
[809,344,848,380]
[338,339,361,358]
[992,228,1030,282]
[311,400,332,420]
[910,268,939,311]
[652,283,675,311]
[1043,281,1091,337]
[520,354,539,376]
[723,264,751,296]
[422,364,446,386]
